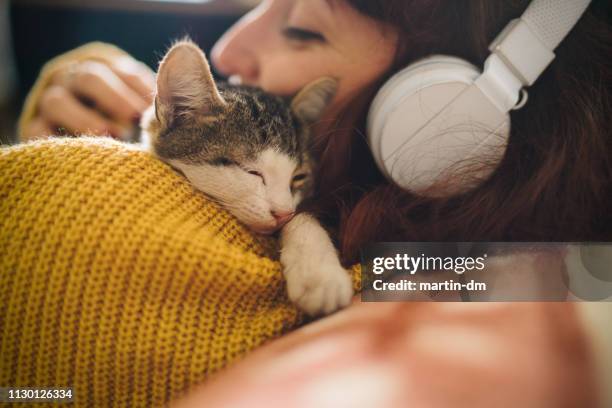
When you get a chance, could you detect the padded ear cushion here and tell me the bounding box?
[368,55,482,178]
[367,55,511,196]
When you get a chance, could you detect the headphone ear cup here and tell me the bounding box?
[367,55,511,197]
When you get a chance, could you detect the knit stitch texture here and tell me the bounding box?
[0,138,360,407]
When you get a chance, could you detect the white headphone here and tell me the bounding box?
[367,0,591,197]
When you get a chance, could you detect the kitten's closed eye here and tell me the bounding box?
[247,169,264,181]
[292,173,307,182]
[212,157,236,166]
[210,157,266,185]
[291,173,309,191]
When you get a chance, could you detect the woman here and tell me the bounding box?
[16,0,612,406]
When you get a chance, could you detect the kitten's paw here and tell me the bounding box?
[283,258,353,316]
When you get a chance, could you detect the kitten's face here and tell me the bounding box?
[142,40,336,233]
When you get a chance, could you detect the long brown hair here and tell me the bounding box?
[306,0,612,266]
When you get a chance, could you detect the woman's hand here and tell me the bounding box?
[22,56,155,141]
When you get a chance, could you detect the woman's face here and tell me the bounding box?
[211,0,398,118]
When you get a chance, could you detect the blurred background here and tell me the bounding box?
[0,0,257,144]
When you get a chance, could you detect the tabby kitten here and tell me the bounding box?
[141,40,353,315]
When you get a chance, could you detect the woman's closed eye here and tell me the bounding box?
[292,173,308,182]
[282,27,327,44]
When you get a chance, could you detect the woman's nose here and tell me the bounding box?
[210,11,262,84]
[211,37,258,83]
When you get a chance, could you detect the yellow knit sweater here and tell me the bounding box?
[0,138,360,407]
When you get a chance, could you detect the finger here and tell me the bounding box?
[56,61,149,124]
[22,117,56,141]
[39,85,126,138]
[109,56,156,103]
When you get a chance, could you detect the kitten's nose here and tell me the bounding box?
[271,210,295,226]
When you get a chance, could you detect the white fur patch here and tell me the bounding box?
[256,149,298,214]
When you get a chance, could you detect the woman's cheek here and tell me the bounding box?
[255,46,390,108]
[258,52,339,96]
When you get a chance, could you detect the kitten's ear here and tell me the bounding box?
[155,39,226,126]
[290,77,338,125]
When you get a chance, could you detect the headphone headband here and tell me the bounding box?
[522,0,591,50]
[489,0,590,89]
